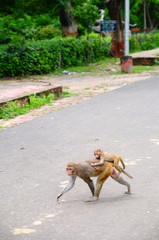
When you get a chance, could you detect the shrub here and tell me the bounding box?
[0,35,111,77]
[130,31,159,52]
[34,14,54,27]
[38,25,61,40]
[129,35,141,52]
[0,14,61,43]
[0,27,13,44]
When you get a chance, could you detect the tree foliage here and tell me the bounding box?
[72,3,100,33]
[130,0,159,29]
[0,0,159,30]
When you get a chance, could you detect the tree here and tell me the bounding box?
[72,3,100,34]
[106,0,124,57]
[144,0,159,30]
[130,0,159,29]
[59,0,78,36]
[72,2,100,63]
[59,0,100,36]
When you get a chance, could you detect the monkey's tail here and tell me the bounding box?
[119,157,125,169]
[122,169,133,179]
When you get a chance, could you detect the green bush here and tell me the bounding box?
[0,35,111,77]
[0,27,13,44]
[34,14,54,27]
[129,35,141,52]
[0,14,61,43]
[38,25,61,40]
[130,31,159,52]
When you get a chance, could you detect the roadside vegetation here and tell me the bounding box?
[0,91,81,120]
[0,93,55,119]
[52,57,159,76]
[0,0,159,78]
[0,58,158,123]
[1,0,159,125]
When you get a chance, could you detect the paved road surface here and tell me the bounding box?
[0,76,159,240]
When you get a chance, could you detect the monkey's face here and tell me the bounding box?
[94,149,101,159]
[66,167,74,176]
[94,152,100,159]
[94,148,102,159]
[66,163,77,176]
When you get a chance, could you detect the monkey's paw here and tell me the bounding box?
[125,191,131,195]
[85,196,98,202]
[57,194,63,202]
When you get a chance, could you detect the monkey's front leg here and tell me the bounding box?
[84,178,97,202]
[57,176,76,202]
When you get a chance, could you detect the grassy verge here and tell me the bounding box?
[50,57,119,76]
[0,90,78,123]
[0,93,55,120]
[1,56,159,128]
[49,57,159,76]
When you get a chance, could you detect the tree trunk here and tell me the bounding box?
[143,0,147,32]
[59,1,78,36]
[106,0,124,58]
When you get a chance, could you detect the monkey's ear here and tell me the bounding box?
[75,163,79,170]
[94,149,97,154]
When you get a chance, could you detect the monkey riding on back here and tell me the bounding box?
[57,156,133,202]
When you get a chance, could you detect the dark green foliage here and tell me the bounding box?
[0,35,111,77]
[72,3,100,33]
[130,31,159,52]
[0,14,61,44]
[38,25,61,40]
[129,0,159,29]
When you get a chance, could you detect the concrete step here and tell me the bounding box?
[0,83,62,106]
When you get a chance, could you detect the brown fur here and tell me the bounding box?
[57,158,131,202]
[93,149,133,179]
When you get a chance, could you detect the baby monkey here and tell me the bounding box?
[91,148,133,179]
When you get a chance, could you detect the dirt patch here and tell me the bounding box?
[1,67,159,129]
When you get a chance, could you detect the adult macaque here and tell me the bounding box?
[57,159,131,202]
[92,149,133,179]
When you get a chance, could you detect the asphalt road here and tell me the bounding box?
[0,76,159,240]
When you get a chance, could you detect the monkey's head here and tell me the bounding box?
[94,148,103,159]
[66,162,78,176]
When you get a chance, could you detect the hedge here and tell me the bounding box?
[0,35,111,77]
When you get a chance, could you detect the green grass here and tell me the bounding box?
[47,56,159,77]
[0,93,55,120]
[62,91,79,97]
[132,65,157,73]
[0,91,80,120]
[110,65,157,75]
[97,86,104,89]
[50,57,120,76]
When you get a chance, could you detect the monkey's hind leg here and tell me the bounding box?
[111,170,131,194]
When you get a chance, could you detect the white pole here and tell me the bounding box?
[125,0,130,55]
